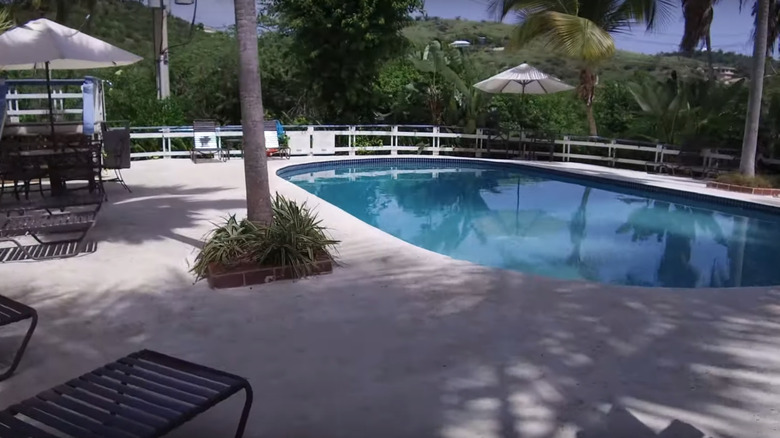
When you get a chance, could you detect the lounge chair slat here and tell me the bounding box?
[0,412,58,438]
[105,363,218,398]
[64,380,181,421]
[92,369,208,404]
[0,350,253,438]
[117,357,228,391]
[53,384,167,429]
[19,397,137,438]
[131,350,246,387]
[77,374,193,413]
[10,402,102,438]
[38,390,152,437]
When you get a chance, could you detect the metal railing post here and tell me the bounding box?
[433,126,440,156]
[161,127,169,159]
[348,125,355,156]
[307,126,314,156]
[390,126,398,156]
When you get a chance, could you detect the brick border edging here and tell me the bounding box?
[706,181,780,197]
[207,258,333,289]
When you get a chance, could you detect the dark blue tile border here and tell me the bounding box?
[277,157,780,219]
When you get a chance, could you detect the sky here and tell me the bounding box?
[168,0,757,56]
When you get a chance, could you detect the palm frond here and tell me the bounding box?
[616,0,676,30]
[533,11,616,62]
[489,0,576,20]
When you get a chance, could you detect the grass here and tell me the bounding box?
[716,173,780,188]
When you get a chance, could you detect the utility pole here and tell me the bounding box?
[150,0,171,99]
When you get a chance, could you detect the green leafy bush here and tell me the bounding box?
[191,195,339,281]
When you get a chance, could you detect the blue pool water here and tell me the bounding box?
[281,159,780,288]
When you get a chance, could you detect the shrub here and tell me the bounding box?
[716,173,780,188]
[191,194,339,281]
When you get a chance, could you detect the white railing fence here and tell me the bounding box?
[127,124,747,171]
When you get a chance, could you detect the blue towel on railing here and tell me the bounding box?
[82,78,95,136]
[276,120,285,137]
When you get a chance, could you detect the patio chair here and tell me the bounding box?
[48,137,105,196]
[102,126,133,193]
[0,138,48,201]
[0,295,37,382]
[0,81,7,138]
[0,211,97,261]
[264,120,289,159]
[659,149,704,177]
[191,120,223,163]
[0,349,253,438]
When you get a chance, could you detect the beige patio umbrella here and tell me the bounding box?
[0,18,142,134]
[474,63,574,95]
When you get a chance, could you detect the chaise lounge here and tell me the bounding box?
[0,211,97,262]
[0,349,254,438]
[0,295,37,382]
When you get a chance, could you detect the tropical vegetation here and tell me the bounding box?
[2,0,780,176]
[490,0,676,136]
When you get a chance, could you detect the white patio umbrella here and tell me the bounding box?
[474,63,574,95]
[0,18,142,134]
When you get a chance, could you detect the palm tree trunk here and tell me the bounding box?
[705,32,715,81]
[740,0,770,177]
[234,0,273,224]
[579,67,598,136]
[585,104,597,137]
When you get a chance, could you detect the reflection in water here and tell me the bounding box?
[287,163,780,288]
[567,187,591,274]
[615,199,727,287]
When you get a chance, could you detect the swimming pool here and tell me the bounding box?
[280,158,780,288]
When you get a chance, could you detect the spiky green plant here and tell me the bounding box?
[255,194,339,278]
[191,195,339,282]
[191,215,261,280]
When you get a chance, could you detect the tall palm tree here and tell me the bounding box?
[740,0,769,177]
[751,0,780,56]
[679,0,718,80]
[234,0,273,223]
[490,0,674,136]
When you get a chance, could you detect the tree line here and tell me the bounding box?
[2,0,780,177]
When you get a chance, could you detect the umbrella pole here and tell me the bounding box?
[45,61,55,138]
[520,83,526,133]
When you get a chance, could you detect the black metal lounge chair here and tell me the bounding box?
[0,211,97,261]
[0,349,254,438]
[0,295,37,382]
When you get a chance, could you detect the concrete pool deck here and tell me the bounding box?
[0,156,779,438]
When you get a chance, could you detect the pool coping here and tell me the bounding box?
[276,156,780,217]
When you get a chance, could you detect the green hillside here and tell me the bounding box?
[4,0,206,62]
[403,17,740,84]
[0,1,759,144]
